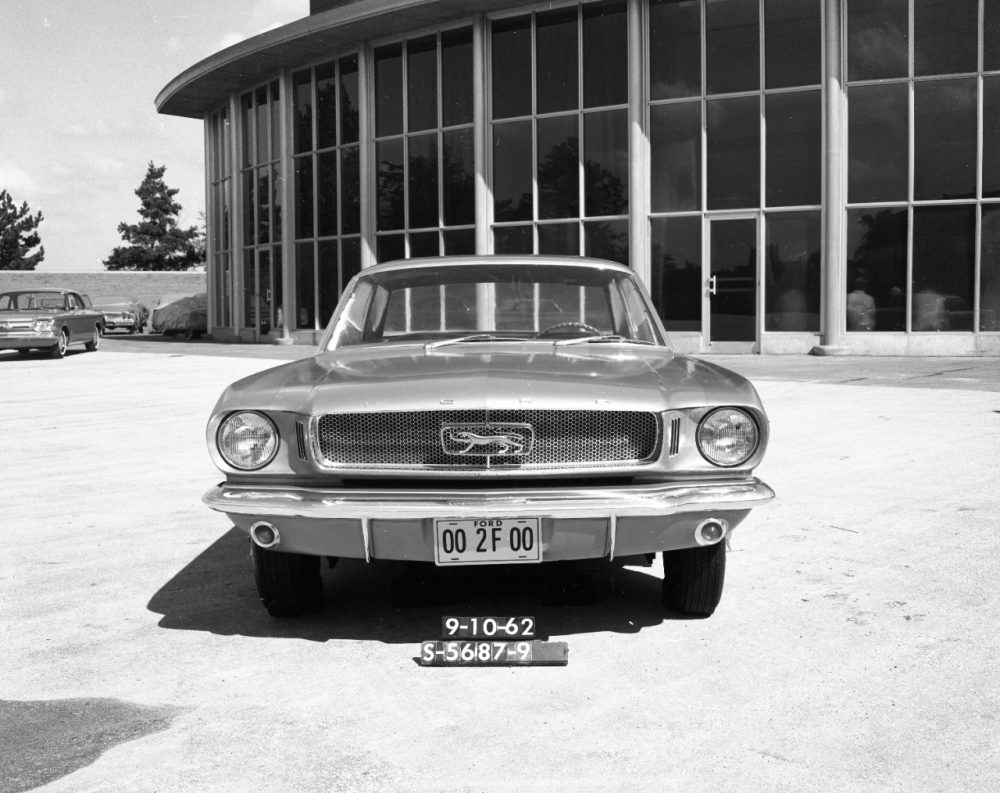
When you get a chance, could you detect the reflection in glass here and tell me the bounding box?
[409,231,440,258]
[848,83,908,203]
[256,168,270,244]
[443,129,475,226]
[316,61,337,149]
[765,0,821,89]
[847,0,908,81]
[493,121,533,222]
[584,219,629,264]
[296,242,315,329]
[341,238,362,292]
[911,206,975,331]
[650,216,701,332]
[317,151,337,238]
[494,225,533,254]
[846,208,907,332]
[340,56,359,144]
[377,139,404,231]
[914,0,977,76]
[537,8,579,114]
[539,223,580,255]
[982,207,1000,331]
[983,78,1000,198]
[709,219,757,342]
[409,134,439,229]
[650,101,701,212]
[377,233,405,263]
[584,110,628,216]
[294,157,313,239]
[442,29,473,127]
[706,0,759,95]
[707,96,760,210]
[255,87,269,166]
[765,212,820,332]
[583,1,627,108]
[408,37,438,133]
[766,90,821,207]
[243,171,255,246]
[649,0,701,100]
[988,0,1000,72]
[318,240,339,324]
[444,228,476,255]
[375,44,403,137]
[340,147,360,235]
[914,79,976,201]
[538,115,580,220]
[272,164,282,243]
[292,70,312,154]
[492,17,531,119]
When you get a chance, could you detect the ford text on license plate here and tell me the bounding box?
[434,518,541,565]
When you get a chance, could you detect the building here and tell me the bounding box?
[156,0,1000,355]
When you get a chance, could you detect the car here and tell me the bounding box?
[92,294,148,334]
[202,256,774,618]
[151,292,207,339]
[0,288,105,358]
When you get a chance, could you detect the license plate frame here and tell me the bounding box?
[433,517,542,566]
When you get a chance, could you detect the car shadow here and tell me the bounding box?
[147,528,672,643]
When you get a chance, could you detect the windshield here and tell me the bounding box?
[0,291,69,311]
[93,295,134,307]
[324,263,666,350]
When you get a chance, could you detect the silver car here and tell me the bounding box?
[0,288,104,358]
[203,256,774,618]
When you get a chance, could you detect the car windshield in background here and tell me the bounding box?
[325,263,665,350]
[0,292,67,311]
[93,295,134,307]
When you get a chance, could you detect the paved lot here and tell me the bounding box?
[2,340,998,792]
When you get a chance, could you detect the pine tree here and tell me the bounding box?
[0,189,45,270]
[104,162,204,271]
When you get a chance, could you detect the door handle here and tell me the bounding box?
[708,275,717,296]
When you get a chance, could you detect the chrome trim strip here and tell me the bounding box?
[203,478,775,521]
[361,517,371,564]
[608,514,618,561]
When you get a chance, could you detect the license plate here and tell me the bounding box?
[433,518,541,565]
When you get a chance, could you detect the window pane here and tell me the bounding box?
[988,0,1000,72]
[340,55,359,144]
[409,231,440,258]
[377,234,406,263]
[537,7,579,114]
[584,219,629,264]
[650,216,702,332]
[583,1,627,108]
[341,146,360,235]
[294,157,313,239]
[317,151,338,238]
[443,128,475,226]
[649,0,701,100]
[492,17,532,119]
[292,70,312,154]
[377,139,405,231]
[914,79,976,201]
[584,109,629,216]
[766,90,821,207]
[848,83,908,203]
[269,82,280,161]
[493,121,533,221]
[444,228,476,255]
[538,115,580,220]
[409,133,439,229]
[765,211,820,332]
[706,96,760,210]
[256,167,270,244]
[243,170,255,245]
[241,94,253,168]
[316,61,337,149]
[341,238,362,291]
[375,44,403,137]
[982,207,1000,331]
[912,206,975,331]
[847,0,908,81]
[408,36,438,133]
[915,0,977,76]
[706,0,759,94]
[442,28,473,126]
[318,239,339,324]
[295,242,315,329]
[650,101,701,212]
[986,77,1000,198]
[255,87,269,165]
[846,208,907,332]
[765,0,821,89]
[494,225,533,254]
[272,164,282,243]
[539,223,580,255]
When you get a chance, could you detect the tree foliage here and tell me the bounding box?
[0,189,45,270]
[104,162,204,271]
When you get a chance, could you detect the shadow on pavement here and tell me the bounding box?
[147,528,671,643]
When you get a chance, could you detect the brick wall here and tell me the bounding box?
[0,271,206,314]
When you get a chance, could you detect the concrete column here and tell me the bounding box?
[202,116,215,332]
[473,13,491,256]
[277,69,295,344]
[812,0,850,355]
[358,44,376,269]
[627,0,649,283]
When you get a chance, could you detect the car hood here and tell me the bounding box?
[0,309,52,319]
[215,343,761,415]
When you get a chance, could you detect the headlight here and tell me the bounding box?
[32,318,55,332]
[696,407,759,467]
[216,412,279,470]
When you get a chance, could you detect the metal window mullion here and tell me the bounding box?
[278,68,295,338]
[577,6,585,253]
[474,13,491,255]
[204,115,216,332]
[531,12,539,254]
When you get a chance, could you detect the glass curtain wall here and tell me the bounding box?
[292,56,362,330]
[647,0,823,334]
[846,0,1000,333]
[373,28,476,263]
[490,2,631,264]
[208,108,232,328]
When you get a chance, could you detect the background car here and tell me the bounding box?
[151,292,208,340]
[92,294,148,334]
[0,288,104,358]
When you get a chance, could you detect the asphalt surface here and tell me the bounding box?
[2,336,998,792]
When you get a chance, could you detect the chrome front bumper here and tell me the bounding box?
[203,478,775,562]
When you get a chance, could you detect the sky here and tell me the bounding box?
[0,0,310,272]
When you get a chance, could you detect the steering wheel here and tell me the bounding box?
[536,321,602,338]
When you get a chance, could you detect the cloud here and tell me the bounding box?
[0,88,6,107]
[216,0,306,50]
[0,160,37,195]
[164,37,183,54]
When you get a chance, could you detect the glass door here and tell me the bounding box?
[707,217,759,352]
[243,249,279,339]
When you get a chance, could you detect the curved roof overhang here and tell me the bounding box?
[156,0,521,119]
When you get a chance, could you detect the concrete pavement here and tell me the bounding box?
[1,342,998,792]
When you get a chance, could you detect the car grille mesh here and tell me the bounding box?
[314,410,660,468]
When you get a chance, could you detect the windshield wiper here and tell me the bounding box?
[553,334,657,347]
[424,333,525,349]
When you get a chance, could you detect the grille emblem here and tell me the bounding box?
[440,423,534,458]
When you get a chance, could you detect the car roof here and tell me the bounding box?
[2,288,74,294]
[360,255,632,276]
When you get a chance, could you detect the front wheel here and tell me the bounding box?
[49,329,69,359]
[661,542,726,617]
[251,542,324,617]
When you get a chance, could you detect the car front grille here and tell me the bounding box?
[313,410,661,469]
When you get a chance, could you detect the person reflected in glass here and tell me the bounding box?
[913,284,947,331]
[846,276,876,331]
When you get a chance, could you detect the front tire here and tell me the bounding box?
[661,542,726,617]
[251,542,324,617]
[49,329,69,359]
[84,326,101,352]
